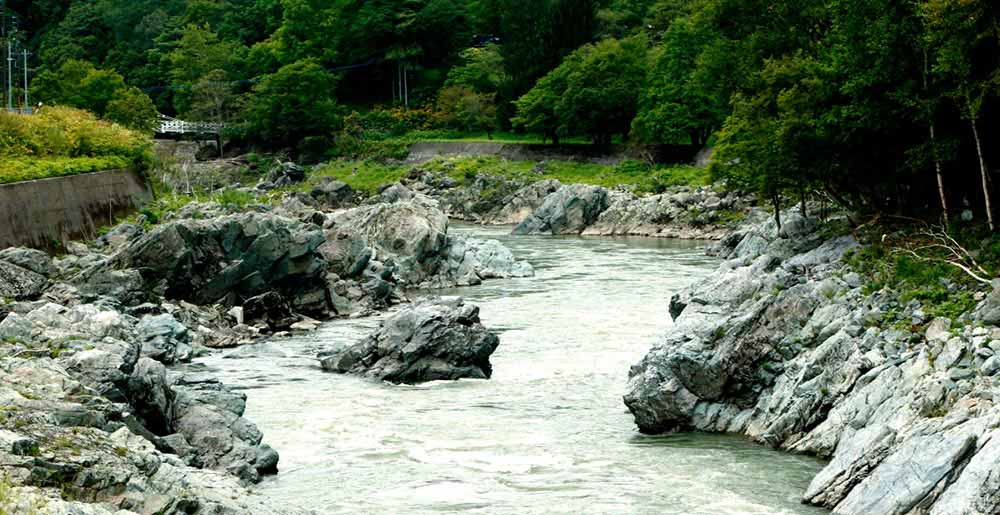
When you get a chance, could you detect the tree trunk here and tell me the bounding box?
[800,187,807,218]
[923,49,948,220]
[551,132,559,146]
[772,192,782,233]
[970,114,995,231]
[403,63,409,108]
[930,124,949,221]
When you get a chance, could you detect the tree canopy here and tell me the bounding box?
[4,0,998,223]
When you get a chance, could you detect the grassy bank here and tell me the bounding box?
[0,107,152,185]
[309,155,710,196]
[847,223,1000,324]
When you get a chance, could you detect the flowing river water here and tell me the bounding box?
[195,225,829,514]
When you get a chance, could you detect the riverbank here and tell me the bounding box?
[0,177,534,512]
[625,209,1000,514]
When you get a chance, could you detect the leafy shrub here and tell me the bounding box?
[0,106,152,184]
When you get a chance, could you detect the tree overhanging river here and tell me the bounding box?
[189,225,829,514]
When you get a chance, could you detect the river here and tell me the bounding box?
[194,225,828,514]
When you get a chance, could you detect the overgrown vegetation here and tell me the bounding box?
[6,0,997,235]
[310,155,710,196]
[846,222,999,321]
[0,107,152,184]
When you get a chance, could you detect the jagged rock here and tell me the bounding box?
[126,357,175,434]
[582,186,749,240]
[370,183,415,204]
[512,184,610,235]
[487,179,563,225]
[622,209,1000,515]
[310,178,355,209]
[975,283,1000,326]
[243,292,297,330]
[0,247,55,277]
[94,223,144,252]
[93,212,329,314]
[462,238,534,279]
[136,314,192,364]
[258,162,306,190]
[0,260,48,300]
[318,232,372,278]
[75,268,149,306]
[319,297,499,384]
[170,372,276,483]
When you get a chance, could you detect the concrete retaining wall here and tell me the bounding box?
[406,141,702,165]
[0,169,152,250]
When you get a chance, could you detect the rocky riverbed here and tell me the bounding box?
[625,209,1000,515]
[397,166,752,239]
[0,185,532,513]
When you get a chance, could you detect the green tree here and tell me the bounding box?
[106,88,160,133]
[444,44,507,93]
[632,16,726,146]
[436,86,498,137]
[514,36,647,145]
[245,59,341,149]
[921,0,999,230]
[32,59,158,131]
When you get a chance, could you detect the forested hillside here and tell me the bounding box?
[2,0,999,225]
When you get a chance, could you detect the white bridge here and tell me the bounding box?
[157,114,224,136]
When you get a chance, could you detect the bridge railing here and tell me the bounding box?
[157,115,224,135]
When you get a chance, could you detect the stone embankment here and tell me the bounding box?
[0,181,531,513]
[624,209,1000,515]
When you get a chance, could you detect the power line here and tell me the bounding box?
[141,58,379,94]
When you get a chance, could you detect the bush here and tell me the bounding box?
[0,107,152,184]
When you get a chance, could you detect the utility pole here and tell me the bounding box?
[6,36,11,112]
[5,18,14,113]
[21,48,27,112]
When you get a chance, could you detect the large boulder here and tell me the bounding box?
[93,213,329,314]
[512,184,610,235]
[457,238,534,280]
[310,178,355,210]
[243,291,297,330]
[136,314,192,364]
[0,247,55,277]
[170,372,278,484]
[318,232,372,279]
[0,260,48,300]
[319,297,500,384]
[487,179,563,225]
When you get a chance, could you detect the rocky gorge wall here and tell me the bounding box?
[625,210,1000,515]
[0,169,152,250]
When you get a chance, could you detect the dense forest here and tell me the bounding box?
[2,0,999,226]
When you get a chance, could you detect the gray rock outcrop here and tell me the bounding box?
[328,195,532,288]
[582,186,748,240]
[93,212,329,314]
[0,300,280,488]
[0,260,48,300]
[512,184,610,235]
[319,297,500,384]
[623,209,1000,515]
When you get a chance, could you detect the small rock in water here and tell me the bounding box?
[318,297,499,384]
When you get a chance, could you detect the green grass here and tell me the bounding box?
[311,155,710,196]
[406,130,594,145]
[0,156,133,184]
[845,225,999,322]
